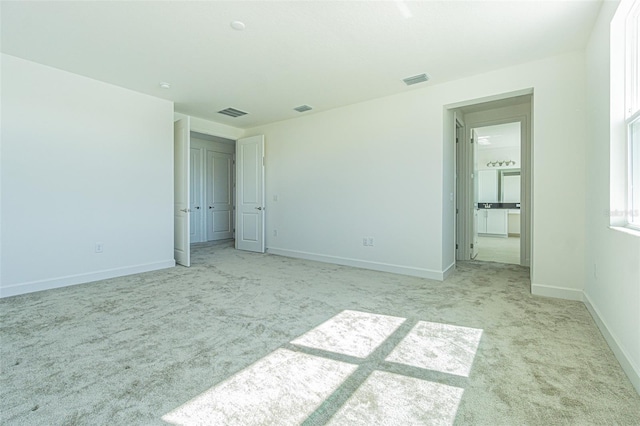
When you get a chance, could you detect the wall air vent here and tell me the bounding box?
[294,105,313,113]
[218,107,248,118]
[402,73,430,86]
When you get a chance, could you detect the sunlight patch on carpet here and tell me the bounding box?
[162,348,357,425]
[385,321,483,377]
[326,370,464,425]
[290,310,406,358]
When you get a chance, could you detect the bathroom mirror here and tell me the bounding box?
[500,169,520,203]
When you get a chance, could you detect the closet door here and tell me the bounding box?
[189,147,204,243]
[206,150,233,241]
[173,118,190,266]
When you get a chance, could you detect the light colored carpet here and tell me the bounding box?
[475,236,520,265]
[1,241,639,425]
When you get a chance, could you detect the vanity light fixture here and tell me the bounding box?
[486,160,516,167]
[159,82,171,89]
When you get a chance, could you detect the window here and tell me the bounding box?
[621,0,640,230]
[625,0,640,229]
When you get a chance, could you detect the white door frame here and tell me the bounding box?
[454,113,465,262]
[452,95,532,269]
[188,129,237,244]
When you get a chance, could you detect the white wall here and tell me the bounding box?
[249,94,444,279]
[584,0,640,394]
[0,54,175,297]
[244,50,587,287]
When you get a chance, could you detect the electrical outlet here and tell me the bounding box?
[95,242,104,253]
[368,237,374,246]
[273,229,278,237]
[363,237,368,246]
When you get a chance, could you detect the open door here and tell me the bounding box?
[174,118,191,266]
[471,129,479,260]
[236,135,265,253]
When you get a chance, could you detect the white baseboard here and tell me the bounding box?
[584,292,640,395]
[531,282,583,301]
[0,260,176,298]
[267,248,445,281]
[442,262,456,280]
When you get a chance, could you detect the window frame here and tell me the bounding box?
[628,112,640,229]
[624,0,640,231]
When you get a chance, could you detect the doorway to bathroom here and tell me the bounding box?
[453,93,531,268]
[473,122,521,264]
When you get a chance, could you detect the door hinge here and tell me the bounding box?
[470,243,474,249]
[456,137,459,144]
[470,136,474,144]
[456,243,459,249]
[456,208,459,214]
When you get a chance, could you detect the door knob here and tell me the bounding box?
[180,208,190,213]
[195,206,200,210]
[255,206,263,210]
[209,206,214,209]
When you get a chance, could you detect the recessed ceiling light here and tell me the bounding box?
[231,20,246,31]
[159,82,171,89]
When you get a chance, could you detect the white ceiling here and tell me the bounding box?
[0,1,602,129]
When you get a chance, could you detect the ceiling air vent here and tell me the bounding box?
[218,107,248,118]
[294,105,313,113]
[402,73,430,86]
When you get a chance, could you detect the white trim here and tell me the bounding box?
[531,282,583,301]
[610,225,640,237]
[442,262,456,280]
[0,260,176,298]
[267,248,446,281]
[174,112,244,140]
[584,292,640,395]
[627,112,640,227]
[446,88,534,110]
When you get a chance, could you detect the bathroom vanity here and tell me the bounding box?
[477,169,520,237]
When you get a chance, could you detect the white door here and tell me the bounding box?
[190,147,204,243]
[236,135,265,252]
[477,209,487,234]
[206,150,233,241]
[471,129,479,259]
[174,118,191,266]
